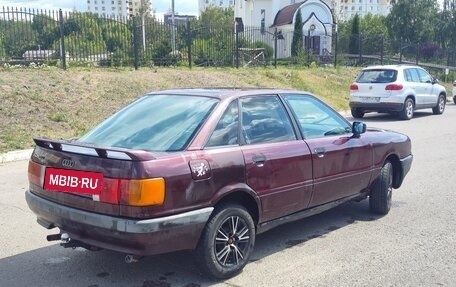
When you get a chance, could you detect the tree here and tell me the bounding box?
[386,0,439,44]
[348,14,360,54]
[291,9,303,57]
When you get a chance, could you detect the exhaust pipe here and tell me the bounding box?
[125,254,143,263]
[46,233,61,242]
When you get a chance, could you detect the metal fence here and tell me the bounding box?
[1,6,455,76]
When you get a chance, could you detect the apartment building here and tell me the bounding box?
[333,0,392,21]
[87,0,148,18]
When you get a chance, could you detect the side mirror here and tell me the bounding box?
[352,121,366,138]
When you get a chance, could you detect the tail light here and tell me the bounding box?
[119,178,165,206]
[101,177,166,206]
[385,84,403,91]
[350,83,359,91]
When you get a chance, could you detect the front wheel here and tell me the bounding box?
[195,203,255,279]
[399,98,414,120]
[369,161,393,215]
[432,94,446,115]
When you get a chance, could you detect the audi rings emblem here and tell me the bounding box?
[61,159,75,168]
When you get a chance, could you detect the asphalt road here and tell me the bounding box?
[1,104,456,287]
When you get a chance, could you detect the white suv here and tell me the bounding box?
[349,65,447,120]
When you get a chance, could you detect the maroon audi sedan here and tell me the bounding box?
[26,88,412,278]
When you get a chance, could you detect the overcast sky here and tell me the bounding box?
[1,0,199,16]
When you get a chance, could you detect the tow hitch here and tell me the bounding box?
[46,232,101,251]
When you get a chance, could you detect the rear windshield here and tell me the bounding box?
[79,94,218,152]
[356,69,397,83]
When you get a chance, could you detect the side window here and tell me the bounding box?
[241,96,296,144]
[416,68,432,83]
[283,94,351,139]
[407,68,420,82]
[404,69,413,82]
[206,100,239,147]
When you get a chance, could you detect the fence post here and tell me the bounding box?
[358,33,362,65]
[274,27,278,68]
[334,32,338,68]
[380,35,384,65]
[187,20,192,69]
[415,43,419,65]
[235,26,239,69]
[133,16,139,70]
[399,39,403,63]
[58,9,66,70]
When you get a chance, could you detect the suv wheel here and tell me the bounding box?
[369,161,393,215]
[399,98,414,120]
[453,96,456,105]
[195,203,255,279]
[351,108,365,119]
[432,94,446,115]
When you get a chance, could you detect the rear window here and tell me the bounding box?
[356,69,397,83]
[79,94,218,151]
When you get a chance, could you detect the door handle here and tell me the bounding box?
[314,147,326,158]
[252,154,266,167]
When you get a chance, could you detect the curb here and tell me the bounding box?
[0,149,33,164]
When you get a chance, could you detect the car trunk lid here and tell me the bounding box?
[28,138,156,217]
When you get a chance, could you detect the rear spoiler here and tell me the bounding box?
[33,138,155,161]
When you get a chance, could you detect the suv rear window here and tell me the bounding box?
[356,69,397,83]
[79,94,218,152]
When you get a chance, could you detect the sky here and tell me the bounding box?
[0,0,199,17]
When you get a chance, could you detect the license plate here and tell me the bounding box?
[361,97,380,102]
[44,168,103,195]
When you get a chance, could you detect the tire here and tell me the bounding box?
[351,108,365,119]
[453,96,456,105]
[399,98,414,120]
[369,161,393,215]
[195,203,255,279]
[432,94,446,115]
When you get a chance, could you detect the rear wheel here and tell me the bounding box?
[399,98,414,120]
[351,108,365,119]
[195,203,255,279]
[453,96,456,105]
[432,94,446,115]
[369,161,393,215]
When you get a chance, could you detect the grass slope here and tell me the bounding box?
[0,66,359,153]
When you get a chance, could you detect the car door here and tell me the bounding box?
[404,68,425,106]
[415,67,437,105]
[282,94,373,207]
[239,95,313,222]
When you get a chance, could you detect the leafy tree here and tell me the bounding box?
[291,9,303,57]
[387,0,439,44]
[190,7,235,65]
[31,14,60,49]
[63,13,106,58]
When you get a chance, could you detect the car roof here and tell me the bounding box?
[362,64,421,71]
[146,88,311,100]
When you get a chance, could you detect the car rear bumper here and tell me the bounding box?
[349,102,404,112]
[25,190,213,256]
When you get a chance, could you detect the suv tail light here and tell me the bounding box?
[350,83,359,91]
[385,84,403,91]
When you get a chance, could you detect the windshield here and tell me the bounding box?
[79,94,218,151]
